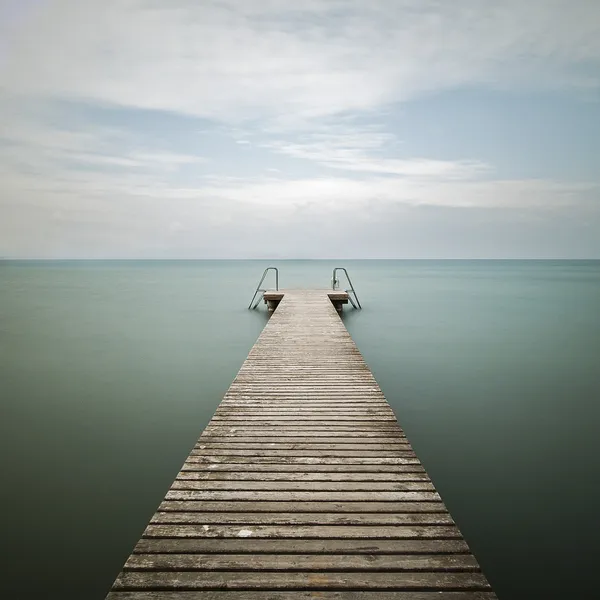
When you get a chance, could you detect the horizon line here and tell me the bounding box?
[2,257,600,262]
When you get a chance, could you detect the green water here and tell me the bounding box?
[1,260,599,599]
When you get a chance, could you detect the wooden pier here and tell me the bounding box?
[107,289,496,599]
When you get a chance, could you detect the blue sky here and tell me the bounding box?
[1,0,599,258]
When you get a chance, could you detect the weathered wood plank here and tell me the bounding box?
[184,456,423,464]
[202,428,405,436]
[170,481,435,491]
[150,513,454,526]
[157,501,445,513]
[214,409,395,414]
[133,538,470,554]
[221,395,389,400]
[196,436,408,444]
[142,524,460,539]
[125,553,478,571]
[215,409,396,414]
[176,471,429,481]
[108,592,497,600]
[193,443,411,451]
[189,449,418,457]
[113,572,491,590]
[216,406,394,410]
[212,414,397,420]
[164,491,442,502]
[181,463,424,472]
[208,417,397,422]
[201,431,406,438]
[203,422,400,429]
[221,395,388,399]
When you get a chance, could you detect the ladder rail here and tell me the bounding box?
[332,267,362,309]
[248,267,279,309]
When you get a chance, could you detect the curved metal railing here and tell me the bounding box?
[332,267,362,309]
[248,267,279,309]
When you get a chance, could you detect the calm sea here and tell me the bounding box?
[1,260,599,599]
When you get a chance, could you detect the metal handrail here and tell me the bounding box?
[248,267,279,309]
[332,267,362,309]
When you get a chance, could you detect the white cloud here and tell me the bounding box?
[0,102,594,218]
[3,173,598,259]
[264,129,490,178]
[0,109,207,185]
[199,175,598,210]
[2,0,599,124]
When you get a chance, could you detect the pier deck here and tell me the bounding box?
[107,289,495,599]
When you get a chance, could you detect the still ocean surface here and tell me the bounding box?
[1,260,599,599]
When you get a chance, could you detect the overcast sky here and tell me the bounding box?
[1,0,599,258]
